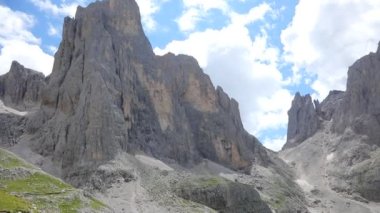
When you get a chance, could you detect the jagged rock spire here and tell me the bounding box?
[27,0,269,185]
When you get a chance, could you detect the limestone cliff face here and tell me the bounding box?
[315,90,345,121]
[332,44,380,146]
[283,90,345,150]
[28,0,269,184]
[284,93,319,149]
[282,44,380,203]
[0,61,46,111]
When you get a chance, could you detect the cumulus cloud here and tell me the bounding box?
[0,7,39,44]
[0,41,54,75]
[48,23,59,36]
[136,0,169,31]
[29,0,79,17]
[155,3,293,136]
[176,0,229,32]
[262,135,287,152]
[282,0,380,100]
[0,5,53,75]
[230,3,271,26]
[182,0,229,12]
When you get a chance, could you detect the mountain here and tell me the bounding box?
[0,61,45,111]
[281,44,380,212]
[4,0,380,212]
[0,0,310,212]
[30,0,271,183]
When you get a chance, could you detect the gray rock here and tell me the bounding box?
[0,61,46,111]
[316,90,345,121]
[0,113,25,147]
[27,0,270,185]
[174,176,272,213]
[0,0,309,211]
[283,90,345,150]
[283,42,380,203]
[283,93,319,149]
[332,43,380,146]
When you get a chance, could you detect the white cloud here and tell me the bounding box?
[48,23,59,36]
[155,3,293,138]
[176,0,229,32]
[282,0,380,100]
[0,6,39,44]
[47,45,58,54]
[136,0,169,31]
[262,135,287,152]
[0,40,54,75]
[31,0,166,31]
[230,3,271,26]
[176,8,202,32]
[29,0,79,17]
[182,0,229,12]
[0,5,53,75]
[252,89,293,135]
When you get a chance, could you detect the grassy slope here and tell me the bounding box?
[0,148,108,213]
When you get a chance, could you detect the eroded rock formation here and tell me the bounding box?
[282,43,380,205]
[284,93,319,149]
[24,0,269,185]
[332,44,380,146]
[0,61,46,111]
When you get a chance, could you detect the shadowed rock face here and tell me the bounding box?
[283,93,319,149]
[283,43,380,203]
[0,113,25,147]
[332,44,380,146]
[315,90,345,121]
[26,0,269,185]
[283,90,345,150]
[175,176,272,213]
[0,61,46,111]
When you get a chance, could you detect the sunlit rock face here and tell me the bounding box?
[22,0,269,185]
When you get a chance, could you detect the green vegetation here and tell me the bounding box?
[59,196,82,213]
[201,177,225,185]
[0,149,32,169]
[270,193,286,210]
[0,148,110,212]
[1,172,72,194]
[90,197,107,210]
[0,190,33,212]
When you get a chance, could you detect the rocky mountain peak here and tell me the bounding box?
[331,42,380,146]
[281,43,380,205]
[25,0,271,185]
[0,61,45,111]
[74,0,146,37]
[283,92,319,149]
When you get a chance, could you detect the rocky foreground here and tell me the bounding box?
[0,0,380,212]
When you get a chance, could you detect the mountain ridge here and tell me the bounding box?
[281,42,380,212]
[2,0,380,212]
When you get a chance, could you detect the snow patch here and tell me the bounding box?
[296,178,314,192]
[0,100,27,116]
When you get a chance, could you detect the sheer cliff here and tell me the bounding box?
[25,0,271,184]
[281,44,380,212]
[0,0,312,212]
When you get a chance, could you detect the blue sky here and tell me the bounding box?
[1,0,380,151]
